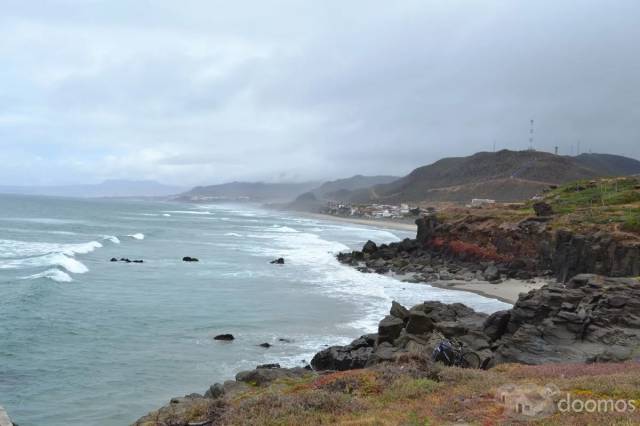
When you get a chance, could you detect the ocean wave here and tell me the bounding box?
[1,252,89,274]
[127,233,145,240]
[224,232,243,237]
[162,213,171,217]
[21,268,73,283]
[103,235,121,244]
[0,239,102,259]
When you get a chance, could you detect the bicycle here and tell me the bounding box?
[431,338,481,369]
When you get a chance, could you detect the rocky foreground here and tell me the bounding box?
[134,274,640,425]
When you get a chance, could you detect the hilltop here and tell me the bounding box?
[343,150,640,204]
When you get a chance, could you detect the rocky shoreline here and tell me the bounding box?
[132,212,640,425]
[133,273,640,425]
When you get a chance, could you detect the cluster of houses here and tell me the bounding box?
[322,201,424,219]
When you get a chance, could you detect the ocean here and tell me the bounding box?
[0,194,510,425]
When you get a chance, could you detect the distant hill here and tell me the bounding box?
[574,153,640,176]
[285,175,399,211]
[177,181,320,203]
[0,180,184,198]
[346,150,640,204]
[311,175,399,199]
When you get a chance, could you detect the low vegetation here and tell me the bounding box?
[167,358,640,425]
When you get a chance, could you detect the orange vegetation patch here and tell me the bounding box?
[430,238,512,262]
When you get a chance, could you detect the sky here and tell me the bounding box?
[1,0,639,186]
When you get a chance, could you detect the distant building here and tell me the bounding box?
[470,198,496,208]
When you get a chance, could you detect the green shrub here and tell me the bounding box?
[622,213,640,233]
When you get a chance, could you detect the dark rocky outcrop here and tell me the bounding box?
[552,230,640,282]
[311,275,640,371]
[494,274,640,364]
[270,257,285,264]
[311,334,376,371]
[213,334,234,341]
[182,256,199,262]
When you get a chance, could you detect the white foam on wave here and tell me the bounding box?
[127,233,145,240]
[245,227,510,335]
[1,252,89,274]
[21,268,73,283]
[103,235,121,244]
[162,213,171,217]
[225,232,243,237]
[0,239,102,259]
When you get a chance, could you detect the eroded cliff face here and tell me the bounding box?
[414,215,640,282]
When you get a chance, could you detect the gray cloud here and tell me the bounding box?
[0,0,638,186]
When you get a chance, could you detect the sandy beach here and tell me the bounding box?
[426,278,549,304]
[303,212,417,232]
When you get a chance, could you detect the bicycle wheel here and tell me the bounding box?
[459,351,481,369]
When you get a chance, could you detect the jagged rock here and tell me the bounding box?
[213,334,234,341]
[362,240,378,254]
[270,257,285,264]
[377,315,404,344]
[483,310,511,341]
[182,256,199,262]
[533,202,554,217]
[258,342,271,348]
[494,274,640,364]
[390,301,410,321]
[405,310,434,335]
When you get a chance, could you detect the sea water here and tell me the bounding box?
[0,194,509,425]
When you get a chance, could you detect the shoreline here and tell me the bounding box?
[425,277,548,304]
[300,212,544,304]
[301,212,417,232]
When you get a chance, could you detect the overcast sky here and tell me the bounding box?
[1,0,639,186]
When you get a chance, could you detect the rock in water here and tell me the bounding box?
[213,334,234,341]
[362,240,378,254]
[270,257,285,264]
[183,256,199,262]
[258,342,272,348]
[110,257,118,262]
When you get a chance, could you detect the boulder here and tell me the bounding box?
[204,383,225,399]
[258,342,271,348]
[183,256,199,262]
[270,257,285,264]
[483,264,500,281]
[110,257,118,262]
[405,310,434,336]
[377,315,404,344]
